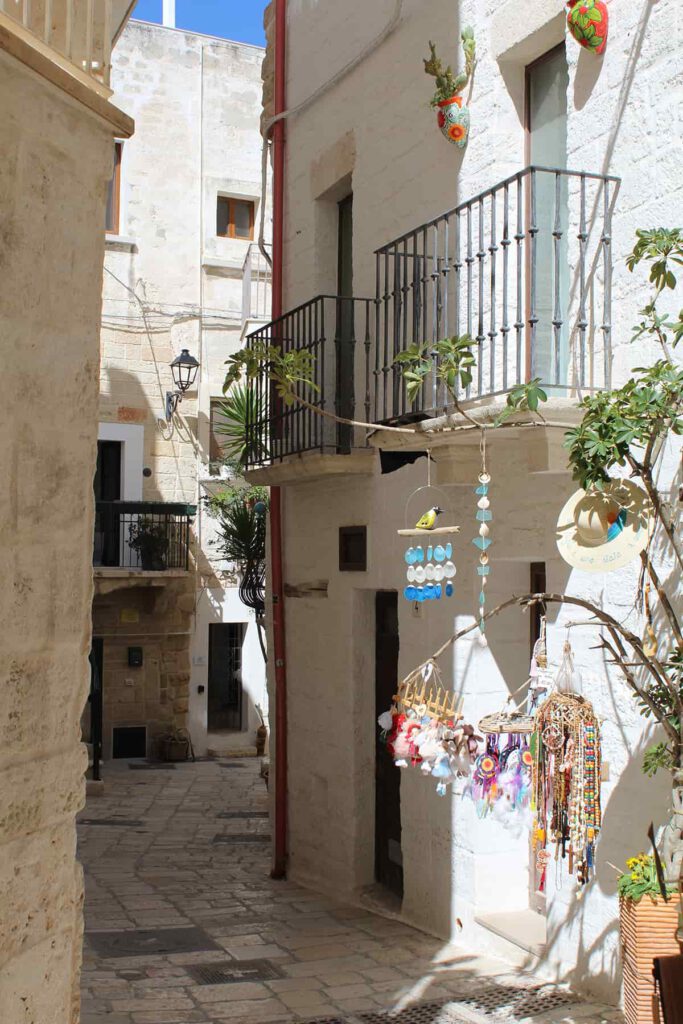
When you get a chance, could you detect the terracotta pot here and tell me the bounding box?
[567,1,608,56]
[620,896,682,1024]
[436,95,469,148]
[256,724,268,757]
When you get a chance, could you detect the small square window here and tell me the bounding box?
[216,196,255,240]
[339,526,367,572]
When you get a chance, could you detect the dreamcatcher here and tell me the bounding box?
[532,641,602,894]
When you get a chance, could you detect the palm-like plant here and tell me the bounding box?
[213,384,268,469]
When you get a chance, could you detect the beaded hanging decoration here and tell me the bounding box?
[531,690,602,894]
[472,431,492,644]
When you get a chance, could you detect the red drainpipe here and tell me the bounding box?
[270,0,288,880]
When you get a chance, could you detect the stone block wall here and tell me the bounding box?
[92,578,194,759]
[0,48,117,1024]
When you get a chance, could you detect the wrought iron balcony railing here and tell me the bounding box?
[94,501,195,571]
[245,295,374,467]
[242,242,272,323]
[0,0,117,89]
[374,166,618,422]
[244,166,619,468]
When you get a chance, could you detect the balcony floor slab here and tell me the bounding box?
[93,568,191,596]
[244,449,376,486]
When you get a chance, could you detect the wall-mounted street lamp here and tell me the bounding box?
[166,349,200,420]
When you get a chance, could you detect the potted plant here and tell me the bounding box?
[424,27,475,148]
[618,854,681,1024]
[128,517,169,571]
[158,727,193,762]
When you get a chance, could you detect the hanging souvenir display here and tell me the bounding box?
[397,454,460,604]
[556,480,652,574]
[566,1,609,56]
[378,661,481,796]
[472,431,492,644]
[423,27,476,147]
[531,656,602,893]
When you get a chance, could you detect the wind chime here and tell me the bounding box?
[531,646,602,894]
[473,430,493,644]
[397,452,460,604]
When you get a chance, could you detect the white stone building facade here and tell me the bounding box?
[253,0,682,1005]
[95,16,270,762]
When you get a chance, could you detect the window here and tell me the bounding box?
[339,526,367,572]
[105,142,122,234]
[216,196,255,240]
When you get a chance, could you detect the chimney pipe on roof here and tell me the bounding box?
[162,0,175,27]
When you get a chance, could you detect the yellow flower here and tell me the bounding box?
[626,858,636,869]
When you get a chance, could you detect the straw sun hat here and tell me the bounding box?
[556,480,652,573]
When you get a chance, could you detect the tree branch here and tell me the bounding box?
[423,591,680,746]
[640,550,683,649]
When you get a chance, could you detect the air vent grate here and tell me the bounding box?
[186,959,284,985]
[212,833,271,844]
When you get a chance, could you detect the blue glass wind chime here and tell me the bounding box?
[474,430,493,645]
[397,452,460,604]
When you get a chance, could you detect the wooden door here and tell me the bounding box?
[208,623,246,731]
[375,592,403,898]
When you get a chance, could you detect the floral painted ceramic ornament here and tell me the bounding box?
[424,27,475,147]
[566,0,608,56]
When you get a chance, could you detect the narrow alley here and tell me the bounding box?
[78,760,622,1024]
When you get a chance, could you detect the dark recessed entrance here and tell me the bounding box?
[112,726,146,759]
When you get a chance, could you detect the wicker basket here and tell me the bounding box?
[478,711,535,735]
[620,896,682,1024]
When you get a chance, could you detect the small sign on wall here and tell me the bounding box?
[120,608,139,624]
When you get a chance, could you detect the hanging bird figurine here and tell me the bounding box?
[415,506,446,531]
[566,0,608,56]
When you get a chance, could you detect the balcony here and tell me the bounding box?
[245,294,376,479]
[0,0,135,135]
[244,166,619,472]
[241,242,273,326]
[94,502,195,584]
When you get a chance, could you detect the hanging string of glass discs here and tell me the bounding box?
[399,452,459,605]
[473,430,492,645]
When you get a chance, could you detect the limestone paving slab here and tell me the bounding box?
[78,760,622,1024]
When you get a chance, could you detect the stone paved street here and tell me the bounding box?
[78,760,623,1024]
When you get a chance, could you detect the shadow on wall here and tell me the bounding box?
[101,365,198,501]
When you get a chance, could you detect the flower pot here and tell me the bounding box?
[567,1,608,56]
[159,737,190,762]
[436,95,470,148]
[140,550,166,571]
[620,896,682,1024]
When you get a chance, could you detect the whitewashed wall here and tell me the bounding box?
[103,20,270,755]
[269,0,682,1004]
